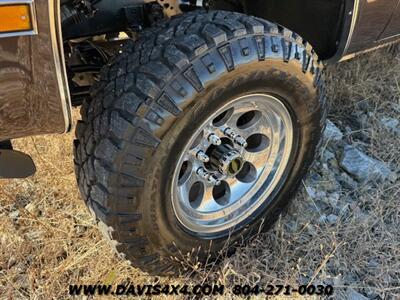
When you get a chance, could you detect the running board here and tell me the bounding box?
[0,149,36,179]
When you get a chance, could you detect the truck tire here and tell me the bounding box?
[74,11,326,275]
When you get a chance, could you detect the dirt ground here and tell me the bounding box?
[0,47,399,299]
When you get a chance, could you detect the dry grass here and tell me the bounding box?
[1,47,399,299]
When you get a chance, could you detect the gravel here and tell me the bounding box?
[298,107,399,299]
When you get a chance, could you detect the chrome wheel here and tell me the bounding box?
[171,94,294,236]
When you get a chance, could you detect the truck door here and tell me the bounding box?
[379,0,400,40]
[346,0,398,54]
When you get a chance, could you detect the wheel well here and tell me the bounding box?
[223,0,347,60]
[61,0,346,106]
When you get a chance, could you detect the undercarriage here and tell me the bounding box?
[62,0,203,106]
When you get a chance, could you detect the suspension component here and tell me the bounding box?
[221,127,248,148]
[196,167,221,185]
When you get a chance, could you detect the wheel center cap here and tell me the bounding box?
[210,144,244,176]
[227,157,244,176]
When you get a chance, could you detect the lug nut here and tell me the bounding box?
[222,127,248,148]
[235,136,248,148]
[196,167,221,185]
[194,150,209,163]
[223,127,236,138]
[208,134,221,145]
[209,175,221,186]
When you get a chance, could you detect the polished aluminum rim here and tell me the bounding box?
[171,94,294,236]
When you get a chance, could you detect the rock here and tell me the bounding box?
[356,129,372,144]
[332,276,342,286]
[324,120,344,150]
[380,117,400,135]
[8,210,19,220]
[325,119,344,141]
[25,230,43,241]
[7,256,17,269]
[328,193,340,207]
[327,214,338,225]
[314,199,330,212]
[14,262,27,274]
[297,275,309,286]
[337,172,359,190]
[306,224,317,235]
[345,126,352,135]
[391,102,400,113]
[347,288,369,300]
[365,289,380,300]
[380,117,399,129]
[339,203,351,217]
[75,225,87,235]
[322,151,341,171]
[344,272,361,284]
[316,190,328,199]
[305,184,326,199]
[355,99,373,113]
[322,149,336,163]
[340,145,394,183]
[25,202,35,212]
[329,159,341,172]
[317,214,327,224]
[367,259,379,269]
[309,172,323,182]
[305,186,317,199]
[334,201,351,217]
[25,202,40,216]
[319,169,341,192]
[354,113,371,130]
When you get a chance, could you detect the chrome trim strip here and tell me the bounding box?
[0,0,38,38]
[342,0,360,56]
[49,0,72,132]
[340,37,400,62]
[380,32,400,42]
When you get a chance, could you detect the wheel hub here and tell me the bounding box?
[209,144,244,177]
[171,94,294,237]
